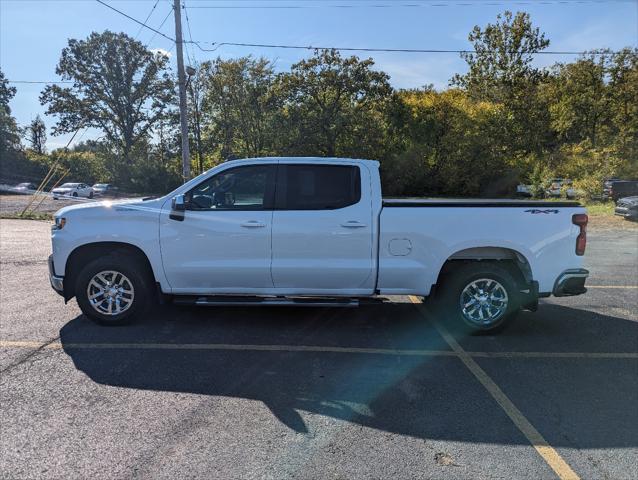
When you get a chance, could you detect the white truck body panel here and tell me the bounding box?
[378,205,580,294]
[51,157,586,300]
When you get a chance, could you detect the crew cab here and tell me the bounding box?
[49,158,589,332]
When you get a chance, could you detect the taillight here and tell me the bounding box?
[572,213,588,256]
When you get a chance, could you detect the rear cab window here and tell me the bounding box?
[276,164,361,210]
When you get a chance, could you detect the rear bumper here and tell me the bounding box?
[553,268,589,297]
[48,255,64,296]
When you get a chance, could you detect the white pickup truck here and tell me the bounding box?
[49,157,589,332]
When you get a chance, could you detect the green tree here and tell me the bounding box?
[28,115,47,154]
[277,49,393,158]
[385,88,511,197]
[200,56,279,160]
[40,31,174,165]
[0,69,21,155]
[545,53,609,147]
[452,11,552,154]
[452,11,549,100]
[607,48,638,165]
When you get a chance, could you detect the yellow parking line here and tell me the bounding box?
[1,341,635,360]
[468,351,638,359]
[0,340,456,357]
[408,296,579,480]
[587,285,638,289]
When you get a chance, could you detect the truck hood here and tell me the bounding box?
[54,197,165,219]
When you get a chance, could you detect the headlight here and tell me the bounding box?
[53,217,66,230]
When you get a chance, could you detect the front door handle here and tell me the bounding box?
[340,221,367,228]
[241,221,266,228]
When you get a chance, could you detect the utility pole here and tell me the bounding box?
[173,0,190,181]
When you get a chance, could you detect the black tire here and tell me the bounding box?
[437,262,520,334]
[75,254,153,325]
[72,192,78,197]
[89,192,94,199]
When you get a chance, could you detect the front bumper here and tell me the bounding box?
[553,268,589,297]
[48,255,64,296]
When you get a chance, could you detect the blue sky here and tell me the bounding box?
[1,0,637,149]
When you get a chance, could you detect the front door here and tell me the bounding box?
[270,162,375,294]
[160,163,277,294]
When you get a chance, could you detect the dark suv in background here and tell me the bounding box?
[608,180,638,202]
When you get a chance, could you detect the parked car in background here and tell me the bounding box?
[546,178,577,199]
[516,184,532,197]
[14,182,37,193]
[608,180,638,202]
[52,183,94,200]
[614,196,638,220]
[92,183,118,196]
[602,177,621,200]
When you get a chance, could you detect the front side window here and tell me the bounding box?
[186,165,276,210]
[277,165,361,210]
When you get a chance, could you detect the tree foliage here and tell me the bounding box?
[40,31,174,164]
[3,14,636,198]
[28,115,47,154]
[276,49,392,158]
[0,69,21,155]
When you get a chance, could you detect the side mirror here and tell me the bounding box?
[171,194,186,211]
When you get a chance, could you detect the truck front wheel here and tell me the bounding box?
[75,255,152,325]
[438,263,520,333]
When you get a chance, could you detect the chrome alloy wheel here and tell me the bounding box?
[86,270,135,316]
[459,278,509,326]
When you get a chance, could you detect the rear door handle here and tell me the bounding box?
[340,221,367,228]
[241,221,266,228]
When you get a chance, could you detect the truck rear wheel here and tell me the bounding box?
[75,255,152,325]
[438,262,520,333]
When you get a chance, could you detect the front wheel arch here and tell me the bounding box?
[64,242,155,301]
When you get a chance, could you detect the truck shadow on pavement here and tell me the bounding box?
[59,301,638,448]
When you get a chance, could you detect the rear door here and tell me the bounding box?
[270,162,375,294]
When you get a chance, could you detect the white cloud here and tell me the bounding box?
[150,48,172,58]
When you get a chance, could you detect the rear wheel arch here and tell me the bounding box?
[435,247,534,294]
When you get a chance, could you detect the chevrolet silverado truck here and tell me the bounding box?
[49,157,589,332]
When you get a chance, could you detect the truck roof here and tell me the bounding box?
[222,157,380,168]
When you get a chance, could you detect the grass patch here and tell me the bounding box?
[0,211,53,221]
[582,201,614,216]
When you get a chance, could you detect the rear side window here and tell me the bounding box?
[277,164,361,210]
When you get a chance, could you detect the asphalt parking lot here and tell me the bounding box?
[0,219,636,480]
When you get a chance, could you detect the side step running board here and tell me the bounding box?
[173,296,360,308]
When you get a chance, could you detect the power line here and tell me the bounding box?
[183,1,197,64]
[134,0,160,40]
[145,6,174,46]
[95,0,175,43]
[186,0,636,8]
[189,40,625,55]
[8,80,73,84]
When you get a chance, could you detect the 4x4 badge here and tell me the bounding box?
[524,209,559,214]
